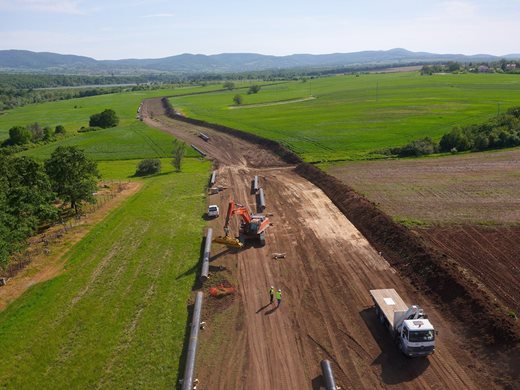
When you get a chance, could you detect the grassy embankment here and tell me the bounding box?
[0,86,213,387]
[170,72,520,162]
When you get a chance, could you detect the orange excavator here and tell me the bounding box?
[213,200,270,248]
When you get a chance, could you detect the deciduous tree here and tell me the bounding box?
[172,139,186,172]
[89,109,119,128]
[44,146,100,214]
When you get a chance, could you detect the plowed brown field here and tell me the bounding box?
[328,153,520,315]
[141,98,513,389]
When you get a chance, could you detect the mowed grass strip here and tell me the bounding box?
[0,158,210,388]
[170,72,520,162]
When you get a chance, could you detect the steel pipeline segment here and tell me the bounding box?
[190,144,207,157]
[320,359,337,390]
[182,291,204,390]
[258,188,266,211]
[200,228,212,281]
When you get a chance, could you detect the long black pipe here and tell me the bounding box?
[200,228,212,281]
[258,188,266,211]
[210,171,217,186]
[182,291,204,390]
[320,360,337,390]
[191,144,207,157]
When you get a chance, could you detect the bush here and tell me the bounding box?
[223,81,235,90]
[135,159,161,176]
[89,109,119,128]
[506,106,520,118]
[27,122,44,142]
[396,137,437,157]
[247,85,261,94]
[439,127,472,152]
[43,126,53,141]
[8,126,31,145]
[55,124,66,134]
[233,94,243,105]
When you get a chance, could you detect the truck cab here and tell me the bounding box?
[398,319,435,357]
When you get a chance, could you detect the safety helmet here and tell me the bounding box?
[271,286,274,289]
[278,289,281,292]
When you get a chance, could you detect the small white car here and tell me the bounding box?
[207,204,220,218]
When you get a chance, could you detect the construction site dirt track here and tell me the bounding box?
[142,98,518,389]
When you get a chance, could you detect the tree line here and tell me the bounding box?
[381,106,520,157]
[0,146,99,269]
[421,59,520,75]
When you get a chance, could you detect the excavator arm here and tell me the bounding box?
[213,200,244,248]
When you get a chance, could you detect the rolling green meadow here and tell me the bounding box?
[170,72,520,161]
[0,87,213,387]
[0,85,235,160]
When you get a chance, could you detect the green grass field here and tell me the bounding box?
[0,85,237,161]
[0,85,215,387]
[170,72,520,162]
[0,158,210,388]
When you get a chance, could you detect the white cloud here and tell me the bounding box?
[142,13,175,18]
[0,0,84,14]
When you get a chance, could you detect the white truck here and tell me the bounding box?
[370,289,436,357]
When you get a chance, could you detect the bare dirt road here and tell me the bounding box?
[142,98,503,389]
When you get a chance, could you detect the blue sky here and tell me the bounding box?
[0,0,518,59]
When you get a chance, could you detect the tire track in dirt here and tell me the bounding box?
[141,98,498,389]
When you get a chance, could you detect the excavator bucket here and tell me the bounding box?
[213,235,244,249]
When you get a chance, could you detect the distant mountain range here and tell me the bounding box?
[0,48,519,74]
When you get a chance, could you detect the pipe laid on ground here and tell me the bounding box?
[253,175,259,193]
[182,291,204,390]
[210,171,217,186]
[320,360,337,390]
[200,228,212,281]
[199,132,210,141]
[190,144,207,157]
[258,187,266,211]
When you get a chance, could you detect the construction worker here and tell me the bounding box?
[276,289,282,307]
[269,286,275,304]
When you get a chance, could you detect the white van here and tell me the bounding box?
[207,205,220,218]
